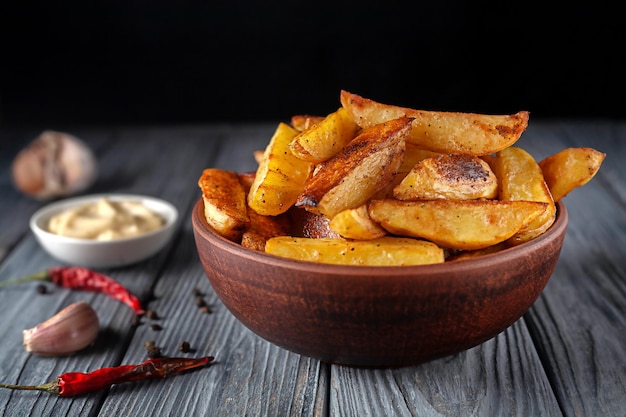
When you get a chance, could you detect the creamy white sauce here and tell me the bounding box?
[48,198,164,240]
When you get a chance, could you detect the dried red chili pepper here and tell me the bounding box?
[0,266,145,315]
[0,356,213,397]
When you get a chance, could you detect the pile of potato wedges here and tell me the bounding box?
[198,90,605,266]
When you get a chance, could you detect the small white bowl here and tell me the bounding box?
[30,194,179,268]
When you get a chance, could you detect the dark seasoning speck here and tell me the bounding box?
[25,267,214,362]
[138,287,212,359]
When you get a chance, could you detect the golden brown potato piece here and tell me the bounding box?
[288,107,360,163]
[340,90,529,156]
[393,154,498,200]
[397,143,441,178]
[198,168,250,242]
[295,117,411,218]
[538,147,605,202]
[494,146,556,244]
[291,115,326,132]
[329,204,387,240]
[241,210,291,252]
[368,199,547,250]
[248,122,313,216]
[447,242,509,262]
[265,236,444,266]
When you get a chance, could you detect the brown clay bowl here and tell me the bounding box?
[192,199,568,368]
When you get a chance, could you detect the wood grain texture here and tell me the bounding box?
[522,122,626,417]
[1,121,624,416]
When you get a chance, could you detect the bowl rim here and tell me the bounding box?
[30,193,179,246]
[192,198,568,276]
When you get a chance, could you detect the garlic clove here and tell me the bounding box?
[23,301,100,356]
[11,130,98,201]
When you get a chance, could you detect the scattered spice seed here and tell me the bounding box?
[194,296,212,314]
[36,284,48,294]
[143,340,162,358]
[147,346,162,358]
[146,309,159,320]
[0,356,214,397]
[192,288,205,297]
[0,267,145,315]
[150,324,163,331]
[178,341,191,353]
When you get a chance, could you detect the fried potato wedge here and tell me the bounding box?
[329,204,387,240]
[368,199,547,250]
[295,117,410,218]
[241,209,291,252]
[291,115,326,132]
[198,168,250,242]
[287,208,341,238]
[393,154,498,200]
[265,236,444,266]
[340,90,529,155]
[494,146,556,244]
[538,147,606,202]
[288,107,360,163]
[248,122,313,216]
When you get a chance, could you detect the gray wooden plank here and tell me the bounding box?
[329,319,562,417]
[1,121,625,417]
[0,125,224,414]
[521,122,626,417]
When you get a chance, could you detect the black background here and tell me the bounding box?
[1,2,624,129]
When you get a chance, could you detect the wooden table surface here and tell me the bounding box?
[0,121,624,417]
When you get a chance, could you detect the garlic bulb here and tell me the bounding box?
[11,130,98,200]
[23,301,99,356]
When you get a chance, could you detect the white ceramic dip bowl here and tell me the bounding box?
[30,193,178,268]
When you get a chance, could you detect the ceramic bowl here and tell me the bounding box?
[30,194,178,268]
[192,199,567,368]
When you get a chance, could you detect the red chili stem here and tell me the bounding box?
[0,356,214,397]
[0,267,145,315]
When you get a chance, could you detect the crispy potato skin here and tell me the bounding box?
[340,90,528,156]
[397,144,441,177]
[368,199,547,250]
[295,117,411,218]
[539,147,605,202]
[394,154,498,200]
[494,146,556,245]
[287,208,341,238]
[198,168,250,242]
[241,209,291,251]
